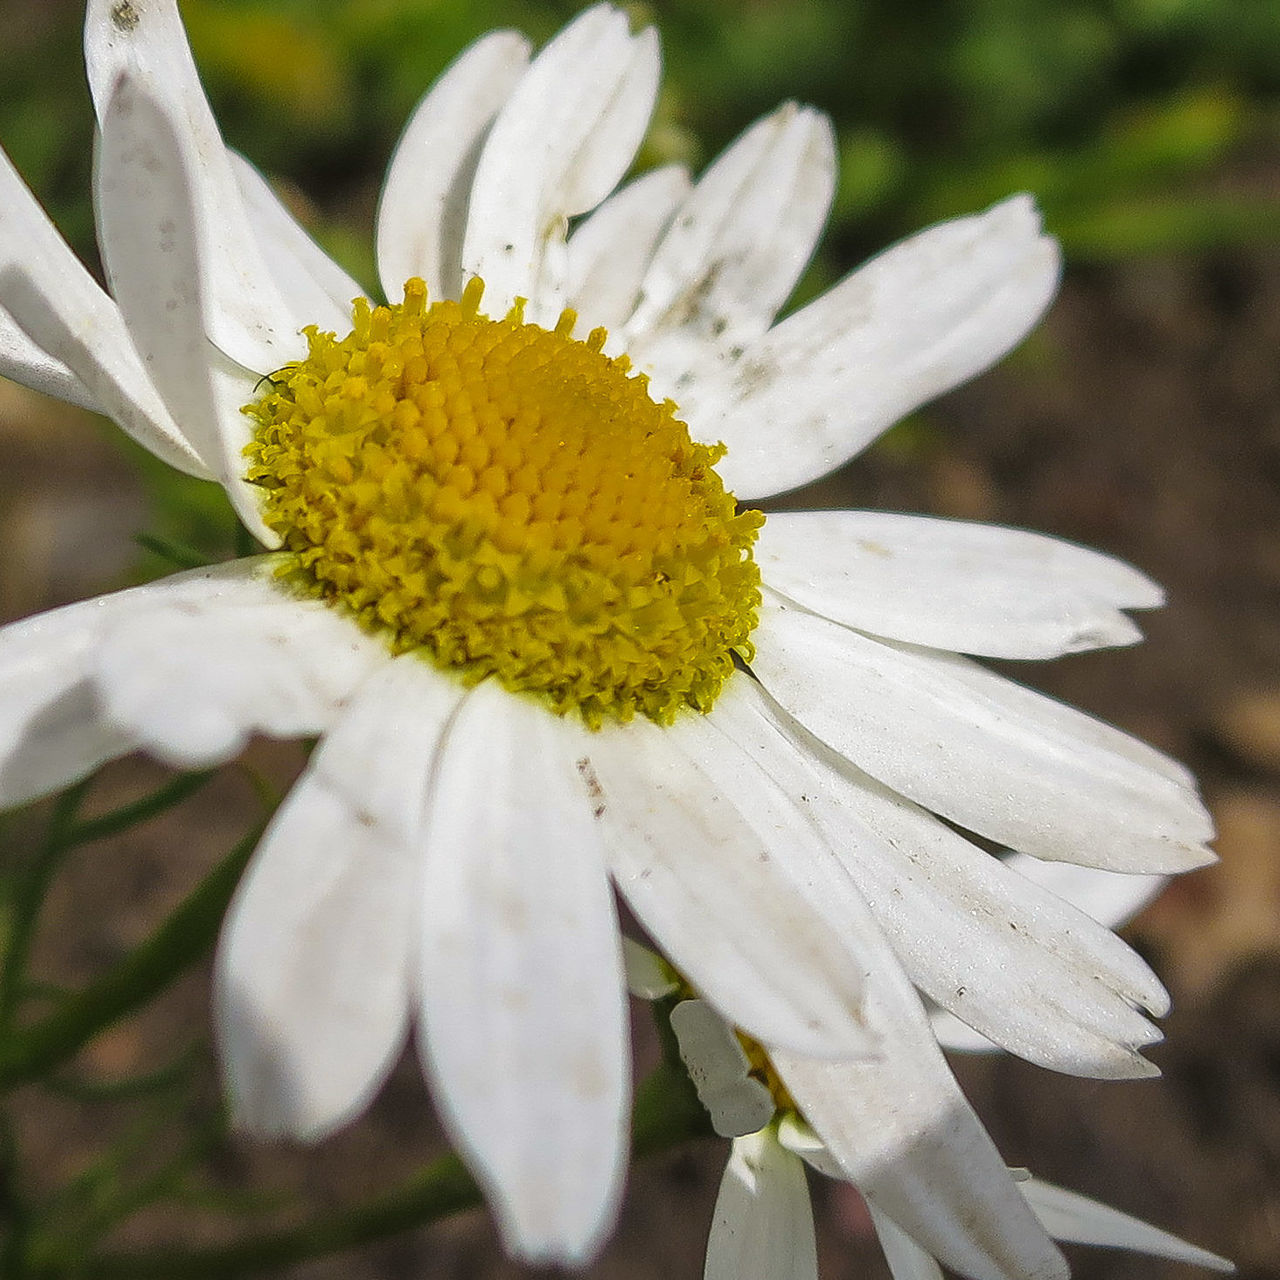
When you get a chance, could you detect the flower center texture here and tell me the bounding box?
[245,278,763,727]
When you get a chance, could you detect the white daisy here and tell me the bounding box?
[666,994,1231,1280]
[0,0,1214,1267]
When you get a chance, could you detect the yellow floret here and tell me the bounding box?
[244,277,762,727]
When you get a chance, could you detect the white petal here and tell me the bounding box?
[0,562,269,807]
[699,195,1060,499]
[621,937,679,999]
[229,152,362,333]
[776,1038,1068,1280]
[95,71,277,542]
[670,999,777,1139]
[711,679,1167,1077]
[92,560,389,768]
[417,682,628,1267]
[0,147,208,475]
[756,511,1161,659]
[626,104,835,402]
[0,305,98,412]
[870,1206,946,1280]
[564,165,691,334]
[929,1009,1000,1054]
[85,0,305,369]
[705,1131,818,1280]
[587,705,876,1059]
[216,658,458,1139]
[1000,853,1167,931]
[752,599,1214,873]
[462,5,660,320]
[1018,1178,1233,1271]
[376,30,531,305]
[0,600,135,809]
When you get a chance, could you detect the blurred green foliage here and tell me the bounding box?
[1,0,1278,287]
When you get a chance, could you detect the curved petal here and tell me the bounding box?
[1017,1178,1232,1271]
[416,681,628,1267]
[0,561,274,808]
[625,104,835,404]
[85,0,305,369]
[775,1015,1068,1280]
[999,853,1167,931]
[588,706,876,1060]
[698,195,1060,499]
[376,30,531,305]
[95,71,276,541]
[229,152,362,333]
[0,305,98,412]
[669,999,776,1139]
[756,511,1160,659]
[868,1205,945,1280]
[712,679,1167,1077]
[563,164,691,335]
[462,5,660,322]
[0,147,207,476]
[705,1131,819,1280]
[92,560,389,769]
[0,602,135,810]
[216,657,458,1139]
[752,598,1214,873]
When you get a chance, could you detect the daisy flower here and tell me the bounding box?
[0,0,1213,1267]
[661,978,1230,1280]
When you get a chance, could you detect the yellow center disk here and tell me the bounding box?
[245,278,763,727]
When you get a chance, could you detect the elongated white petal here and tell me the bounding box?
[0,148,207,475]
[930,1009,1000,1053]
[626,104,835,404]
[376,31,531,304]
[95,72,276,542]
[564,165,691,334]
[753,599,1214,873]
[417,682,628,1267]
[0,561,269,807]
[93,561,389,768]
[869,1205,946,1280]
[705,1131,818,1280]
[776,1025,1068,1280]
[713,679,1167,1076]
[0,305,98,412]
[1018,1178,1233,1271]
[670,999,777,1139]
[462,5,659,320]
[0,607,132,810]
[757,511,1160,659]
[1000,853,1167,930]
[230,152,361,333]
[587,706,876,1059]
[699,195,1060,499]
[85,0,305,369]
[217,658,458,1139]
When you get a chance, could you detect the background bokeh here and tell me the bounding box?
[1,0,1279,1275]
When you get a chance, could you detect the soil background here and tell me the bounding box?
[1,217,1278,1278]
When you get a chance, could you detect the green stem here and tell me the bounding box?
[40,1062,712,1278]
[65,772,215,849]
[0,784,90,1035]
[0,823,262,1090]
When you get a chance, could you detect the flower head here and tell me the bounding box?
[0,0,1214,1267]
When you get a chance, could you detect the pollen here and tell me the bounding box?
[244,278,763,727]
